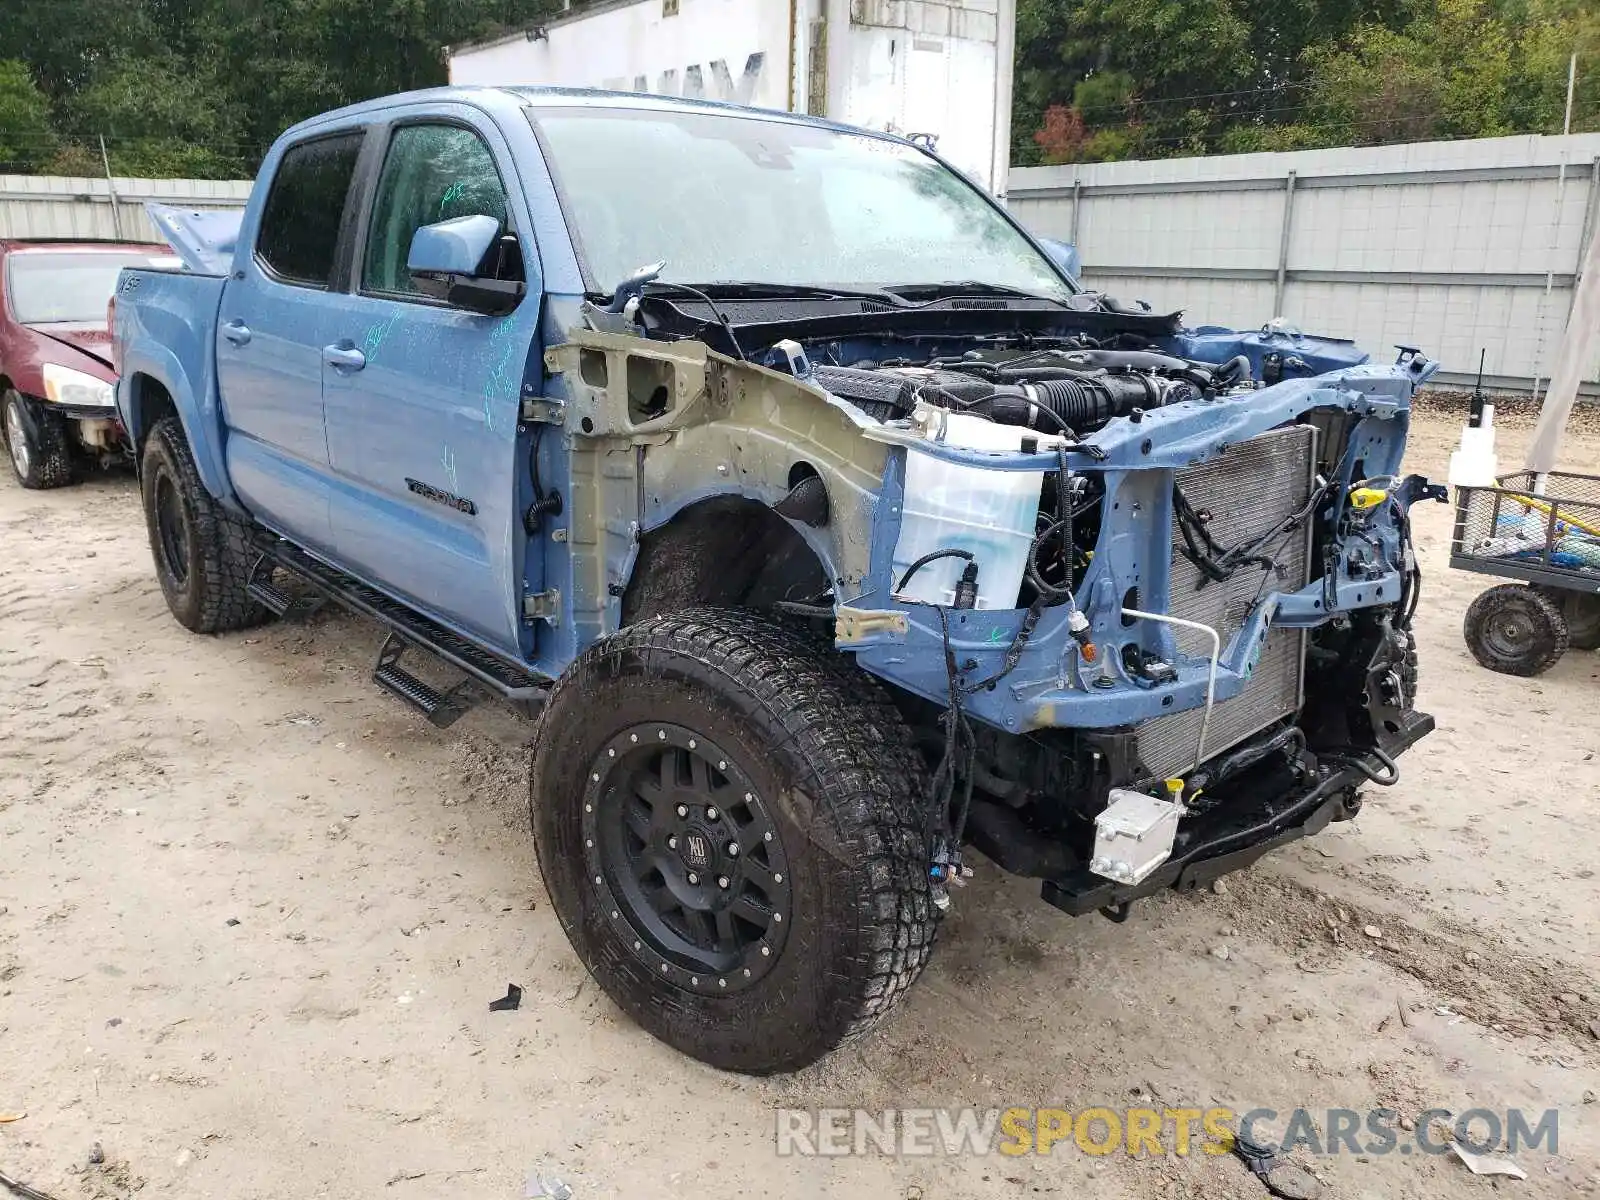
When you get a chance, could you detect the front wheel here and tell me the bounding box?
[3,389,74,489]
[1463,584,1568,676]
[531,607,934,1074]
[139,416,265,633]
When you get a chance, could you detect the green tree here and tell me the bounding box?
[0,60,56,171]
[69,53,249,176]
[1012,0,1599,164]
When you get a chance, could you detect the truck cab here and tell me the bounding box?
[116,86,1443,1075]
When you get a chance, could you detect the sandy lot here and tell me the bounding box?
[2,403,1598,1200]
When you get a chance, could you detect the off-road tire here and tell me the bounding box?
[3,389,74,489]
[1463,584,1567,677]
[1533,585,1600,651]
[140,416,265,633]
[530,606,934,1074]
[1399,626,1419,707]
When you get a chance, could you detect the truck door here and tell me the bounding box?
[215,129,365,553]
[322,114,540,654]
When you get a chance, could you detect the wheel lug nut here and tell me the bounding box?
[726,842,739,857]
[718,876,729,889]
[675,804,688,818]
[705,806,718,821]
[668,836,677,850]
[688,872,699,885]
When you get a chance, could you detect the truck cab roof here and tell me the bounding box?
[282,84,902,145]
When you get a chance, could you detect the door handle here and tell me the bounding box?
[222,320,251,346]
[323,343,367,372]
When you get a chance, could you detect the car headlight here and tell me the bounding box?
[42,362,115,409]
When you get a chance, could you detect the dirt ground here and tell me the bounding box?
[2,401,1598,1200]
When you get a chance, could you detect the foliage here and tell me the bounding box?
[0,60,56,172]
[1014,0,1598,166]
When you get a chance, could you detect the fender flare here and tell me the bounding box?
[117,343,238,508]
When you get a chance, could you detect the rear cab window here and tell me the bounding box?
[256,133,364,288]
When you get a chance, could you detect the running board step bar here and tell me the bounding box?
[247,555,325,622]
[257,538,550,707]
[373,633,468,728]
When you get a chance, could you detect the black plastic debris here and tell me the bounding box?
[1233,1134,1322,1200]
[225,918,240,927]
[489,983,523,1012]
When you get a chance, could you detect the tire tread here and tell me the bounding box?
[532,606,935,1070]
[4,391,74,489]
[1463,583,1567,676]
[143,416,264,633]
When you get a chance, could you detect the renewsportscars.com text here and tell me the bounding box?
[774,1106,1559,1158]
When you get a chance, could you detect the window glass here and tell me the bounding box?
[8,250,176,323]
[529,107,1070,300]
[257,133,362,287]
[363,124,510,296]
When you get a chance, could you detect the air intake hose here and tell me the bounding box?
[1023,373,1167,429]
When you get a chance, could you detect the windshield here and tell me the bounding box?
[7,250,176,324]
[530,106,1072,300]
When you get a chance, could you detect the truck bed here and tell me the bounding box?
[114,267,230,496]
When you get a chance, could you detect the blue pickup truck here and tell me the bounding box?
[115,85,1444,1074]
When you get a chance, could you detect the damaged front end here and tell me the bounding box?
[549,307,1445,920]
[832,333,1444,916]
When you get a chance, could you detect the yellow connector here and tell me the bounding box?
[1163,777,1185,802]
[1349,486,1388,510]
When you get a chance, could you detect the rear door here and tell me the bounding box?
[216,129,365,552]
[322,111,541,652]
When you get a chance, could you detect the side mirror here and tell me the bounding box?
[408,214,524,315]
[1036,236,1081,284]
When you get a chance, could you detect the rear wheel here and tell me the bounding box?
[1463,584,1567,676]
[3,389,74,489]
[139,416,265,633]
[531,607,934,1074]
[1533,585,1600,651]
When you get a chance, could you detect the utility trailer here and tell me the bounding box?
[1452,470,1600,675]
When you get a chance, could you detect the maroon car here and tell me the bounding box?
[1,238,178,488]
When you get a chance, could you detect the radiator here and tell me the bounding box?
[1134,424,1317,781]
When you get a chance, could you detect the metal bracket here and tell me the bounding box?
[523,588,562,625]
[835,606,908,645]
[520,395,565,424]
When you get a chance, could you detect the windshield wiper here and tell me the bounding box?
[880,280,1071,308]
[671,280,910,306]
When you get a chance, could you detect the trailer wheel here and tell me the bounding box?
[530,606,934,1074]
[140,416,265,633]
[1463,584,1568,676]
[3,389,74,489]
[1533,585,1600,651]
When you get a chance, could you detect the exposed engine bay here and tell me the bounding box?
[784,334,1445,918]
[812,345,1253,436]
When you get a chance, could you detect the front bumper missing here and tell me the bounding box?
[1039,708,1435,918]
